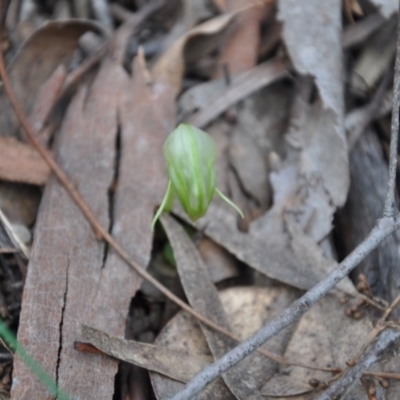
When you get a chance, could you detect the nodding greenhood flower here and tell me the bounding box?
[151,123,244,230]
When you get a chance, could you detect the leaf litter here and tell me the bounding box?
[1,0,400,399]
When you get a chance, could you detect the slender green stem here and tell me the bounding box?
[151,180,174,230]
[215,188,244,218]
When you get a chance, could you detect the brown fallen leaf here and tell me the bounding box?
[279,0,344,121]
[229,124,270,209]
[214,0,272,77]
[198,237,239,283]
[152,11,236,95]
[0,19,104,139]
[0,136,50,185]
[228,83,292,221]
[81,325,213,383]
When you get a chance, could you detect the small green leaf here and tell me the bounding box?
[151,123,243,229]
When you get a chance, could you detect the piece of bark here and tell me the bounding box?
[91,51,176,336]
[338,129,400,310]
[11,54,125,399]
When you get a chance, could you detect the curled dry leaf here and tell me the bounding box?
[152,12,236,94]
[0,19,104,138]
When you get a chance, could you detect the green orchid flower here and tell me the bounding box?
[151,123,243,230]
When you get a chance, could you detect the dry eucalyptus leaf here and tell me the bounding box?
[150,286,298,399]
[214,1,271,77]
[0,19,103,138]
[279,0,344,121]
[229,124,270,209]
[208,120,232,194]
[81,325,213,383]
[198,237,240,283]
[232,83,292,157]
[152,12,235,94]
